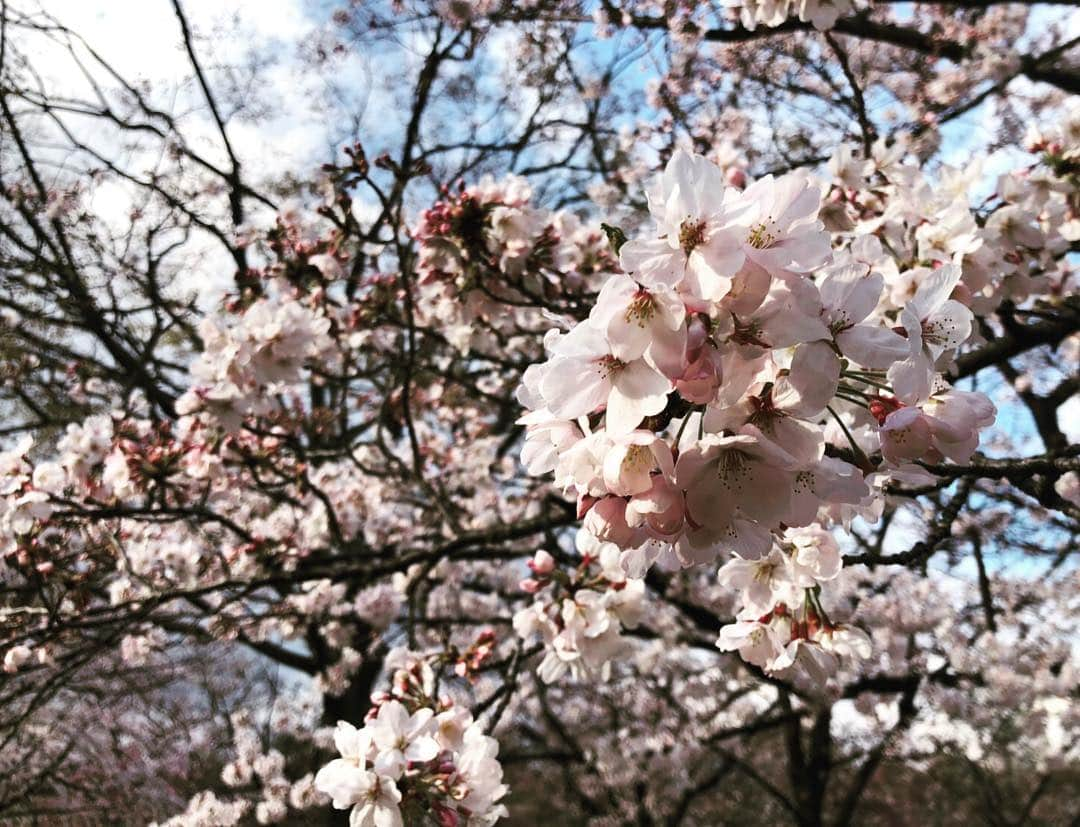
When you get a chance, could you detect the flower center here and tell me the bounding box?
[921,317,956,347]
[747,221,776,249]
[828,314,851,335]
[595,354,626,378]
[753,561,777,582]
[625,289,656,327]
[678,218,707,255]
[623,444,652,472]
[748,387,783,432]
[732,316,770,348]
[717,449,749,485]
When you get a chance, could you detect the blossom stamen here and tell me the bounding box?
[678,218,707,255]
[624,289,657,326]
[747,220,776,249]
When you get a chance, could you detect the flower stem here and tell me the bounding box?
[827,404,874,473]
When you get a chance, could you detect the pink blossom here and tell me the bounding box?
[590,274,687,378]
[818,263,908,368]
[601,431,675,496]
[716,620,785,668]
[731,171,832,274]
[618,149,751,301]
[539,323,673,435]
[888,264,973,403]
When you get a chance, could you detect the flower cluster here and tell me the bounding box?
[151,792,251,827]
[0,435,53,565]
[414,175,615,353]
[513,544,646,683]
[315,651,508,826]
[219,710,308,824]
[1026,100,1080,186]
[716,526,871,681]
[176,293,333,429]
[518,149,1005,683]
[738,0,860,31]
[824,130,1075,314]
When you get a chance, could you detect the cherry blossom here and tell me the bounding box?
[313,722,375,810]
[368,701,440,780]
[539,322,673,434]
[591,273,687,378]
[716,620,785,668]
[888,264,974,403]
[717,548,794,617]
[618,150,750,301]
[733,171,832,274]
[314,655,506,825]
[817,263,908,368]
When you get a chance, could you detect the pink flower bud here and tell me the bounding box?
[519,578,542,594]
[528,549,555,574]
